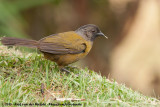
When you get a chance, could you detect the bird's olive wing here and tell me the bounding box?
[38,42,86,54]
[38,32,86,54]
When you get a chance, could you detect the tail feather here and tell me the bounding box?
[1,37,38,48]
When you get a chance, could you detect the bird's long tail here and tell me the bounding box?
[1,37,38,48]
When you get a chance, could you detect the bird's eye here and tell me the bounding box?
[92,30,96,33]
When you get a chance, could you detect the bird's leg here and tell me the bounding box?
[60,68,70,73]
[59,66,70,73]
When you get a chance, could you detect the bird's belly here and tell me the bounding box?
[43,52,87,66]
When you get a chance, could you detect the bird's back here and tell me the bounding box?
[38,31,93,66]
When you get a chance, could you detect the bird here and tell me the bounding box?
[1,24,107,72]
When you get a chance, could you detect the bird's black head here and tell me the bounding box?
[75,24,107,41]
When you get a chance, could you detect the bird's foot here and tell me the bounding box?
[60,68,70,73]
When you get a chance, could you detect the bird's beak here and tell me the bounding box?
[96,32,108,39]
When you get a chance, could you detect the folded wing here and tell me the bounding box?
[38,32,86,55]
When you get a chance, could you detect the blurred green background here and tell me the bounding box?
[0,0,160,98]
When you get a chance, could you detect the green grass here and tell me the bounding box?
[0,45,160,106]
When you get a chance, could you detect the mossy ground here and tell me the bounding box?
[0,46,160,106]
